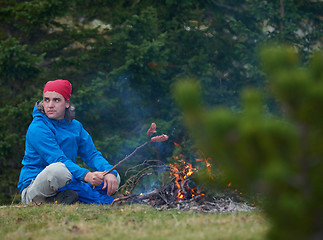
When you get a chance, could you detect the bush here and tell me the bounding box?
[174,46,323,240]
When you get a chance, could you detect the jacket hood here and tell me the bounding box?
[32,102,45,119]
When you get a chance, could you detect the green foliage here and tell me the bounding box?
[174,47,323,239]
[0,38,41,82]
[0,36,42,169]
[0,1,323,204]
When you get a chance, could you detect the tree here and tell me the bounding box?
[174,46,323,240]
[0,0,322,203]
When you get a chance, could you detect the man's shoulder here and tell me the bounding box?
[27,117,52,134]
[71,118,81,124]
[70,119,82,128]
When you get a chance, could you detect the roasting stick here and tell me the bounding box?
[102,134,168,176]
[92,123,168,189]
[102,141,150,176]
[92,141,149,189]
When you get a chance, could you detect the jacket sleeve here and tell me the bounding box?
[27,121,89,181]
[77,126,119,177]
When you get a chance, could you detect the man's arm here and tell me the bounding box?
[77,125,120,194]
[28,122,89,181]
[77,126,119,177]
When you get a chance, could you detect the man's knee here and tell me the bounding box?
[46,162,72,182]
[46,162,72,186]
[22,162,72,203]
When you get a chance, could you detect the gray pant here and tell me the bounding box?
[21,162,72,204]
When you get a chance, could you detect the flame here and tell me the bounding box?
[170,145,204,200]
[169,143,243,201]
[195,151,214,180]
[174,142,180,147]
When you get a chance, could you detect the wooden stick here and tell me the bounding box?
[93,141,150,189]
[102,133,168,178]
[103,141,150,176]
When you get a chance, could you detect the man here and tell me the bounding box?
[18,79,120,204]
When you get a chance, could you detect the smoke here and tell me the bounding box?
[132,166,169,194]
[112,73,151,124]
[104,72,172,167]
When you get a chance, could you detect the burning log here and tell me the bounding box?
[112,157,255,213]
[112,159,205,206]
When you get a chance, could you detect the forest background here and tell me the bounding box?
[0,0,322,204]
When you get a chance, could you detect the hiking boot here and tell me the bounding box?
[46,190,79,204]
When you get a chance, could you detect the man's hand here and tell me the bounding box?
[102,173,118,196]
[83,171,104,186]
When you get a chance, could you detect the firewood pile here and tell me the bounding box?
[112,160,255,213]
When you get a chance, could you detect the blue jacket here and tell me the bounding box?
[18,103,118,193]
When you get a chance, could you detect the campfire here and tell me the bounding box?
[110,124,255,213]
[112,158,254,213]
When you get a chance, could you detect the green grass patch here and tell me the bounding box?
[0,203,269,240]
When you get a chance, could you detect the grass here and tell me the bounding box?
[0,203,269,240]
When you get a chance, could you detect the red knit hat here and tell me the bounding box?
[43,79,72,101]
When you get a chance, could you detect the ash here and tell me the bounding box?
[112,192,256,214]
[148,197,255,214]
[142,196,255,213]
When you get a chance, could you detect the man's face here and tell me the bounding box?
[43,91,70,121]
